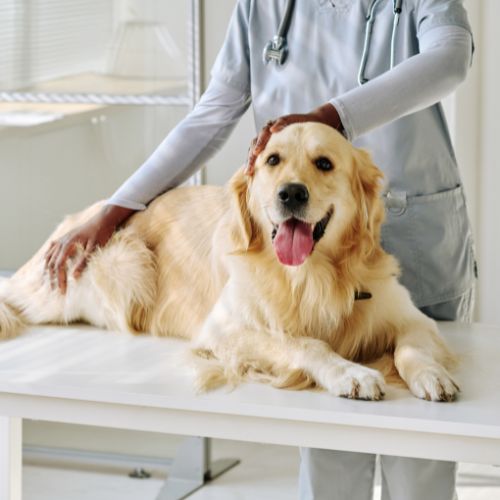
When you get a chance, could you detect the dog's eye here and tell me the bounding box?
[315,157,333,172]
[266,154,280,167]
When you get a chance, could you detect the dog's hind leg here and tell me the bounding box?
[0,277,27,339]
[80,230,157,333]
[0,228,157,337]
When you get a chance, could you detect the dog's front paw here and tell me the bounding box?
[407,366,460,402]
[327,364,386,401]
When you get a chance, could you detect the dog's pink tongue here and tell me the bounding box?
[273,219,314,266]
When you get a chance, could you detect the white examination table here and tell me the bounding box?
[0,322,499,499]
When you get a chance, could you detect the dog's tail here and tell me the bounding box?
[0,278,27,339]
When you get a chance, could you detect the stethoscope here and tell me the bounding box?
[263,0,403,86]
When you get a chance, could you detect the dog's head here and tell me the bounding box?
[230,122,385,266]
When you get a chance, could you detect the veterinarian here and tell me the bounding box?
[46,1,475,499]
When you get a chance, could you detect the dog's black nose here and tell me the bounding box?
[278,183,309,211]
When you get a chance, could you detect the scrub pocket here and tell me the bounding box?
[381,185,476,307]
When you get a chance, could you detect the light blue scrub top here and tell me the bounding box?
[210,0,476,308]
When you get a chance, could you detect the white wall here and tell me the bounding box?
[475,0,500,324]
[445,0,500,325]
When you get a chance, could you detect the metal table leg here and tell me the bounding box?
[156,437,239,500]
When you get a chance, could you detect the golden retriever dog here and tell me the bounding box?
[0,123,458,402]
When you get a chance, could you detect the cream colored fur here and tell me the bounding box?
[0,123,458,402]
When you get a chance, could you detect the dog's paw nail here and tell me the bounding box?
[409,367,459,402]
[332,366,385,401]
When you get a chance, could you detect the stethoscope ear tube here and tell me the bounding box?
[358,0,382,85]
[358,0,402,85]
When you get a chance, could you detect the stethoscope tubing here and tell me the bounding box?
[359,0,402,85]
[277,0,296,39]
[390,8,401,69]
[264,0,403,87]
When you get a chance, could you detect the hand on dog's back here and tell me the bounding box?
[44,205,136,294]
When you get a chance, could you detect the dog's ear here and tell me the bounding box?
[351,148,385,251]
[229,167,263,254]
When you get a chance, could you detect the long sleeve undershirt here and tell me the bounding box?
[107,25,472,210]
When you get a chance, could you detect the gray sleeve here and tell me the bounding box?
[330,25,472,141]
[107,78,251,210]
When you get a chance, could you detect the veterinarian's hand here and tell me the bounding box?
[44,205,135,294]
[246,103,343,174]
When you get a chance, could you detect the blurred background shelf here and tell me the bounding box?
[1,71,189,108]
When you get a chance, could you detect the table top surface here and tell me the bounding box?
[0,323,499,439]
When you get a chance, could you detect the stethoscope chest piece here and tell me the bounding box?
[263,36,288,65]
[262,0,295,66]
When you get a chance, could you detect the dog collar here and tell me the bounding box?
[354,290,372,301]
